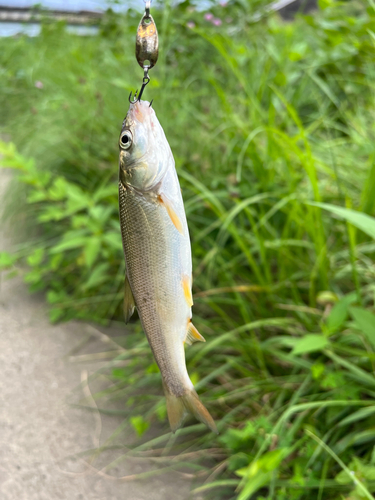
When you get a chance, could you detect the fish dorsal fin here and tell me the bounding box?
[158,193,184,235]
[185,321,205,346]
[123,274,136,324]
[182,275,193,308]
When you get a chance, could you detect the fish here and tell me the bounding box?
[118,100,217,434]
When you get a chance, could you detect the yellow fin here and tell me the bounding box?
[164,386,187,433]
[164,385,217,434]
[158,193,184,235]
[185,321,205,346]
[123,275,136,324]
[182,275,193,308]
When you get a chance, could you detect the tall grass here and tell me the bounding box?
[2,1,375,498]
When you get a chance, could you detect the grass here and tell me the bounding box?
[2,0,375,498]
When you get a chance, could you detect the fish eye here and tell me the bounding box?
[119,131,132,150]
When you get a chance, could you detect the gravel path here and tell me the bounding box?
[0,169,192,500]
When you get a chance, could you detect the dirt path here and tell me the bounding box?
[0,169,192,500]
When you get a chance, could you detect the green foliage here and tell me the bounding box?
[310,202,375,241]
[130,415,150,437]
[350,308,375,349]
[0,140,121,322]
[0,251,16,269]
[236,448,291,500]
[291,334,329,355]
[2,1,375,499]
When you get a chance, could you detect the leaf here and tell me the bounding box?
[335,468,355,485]
[146,362,159,374]
[38,206,67,222]
[89,205,113,223]
[83,237,102,268]
[50,253,63,271]
[27,190,48,203]
[82,263,109,290]
[46,290,67,304]
[24,269,42,284]
[190,371,200,386]
[219,421,256,452]
[335,457,375,484]
[103,231,123,250]
[50,237,88,254]
[93,184,118,202]
[48,177,68,201]
[0,251,16,269]
[65,183,91,212]
[112,368,126,379]
[311,362,325,379]
[156,402,167,422]
[339,407,375,427]
[236,449,289,500]
[326,293,357,334]
[49,230,89,254]
[291,334,329,355]
[130,416,149,437]
[49,307,64,323]
[27,248,44,267]
[349,307,375,348]
[363,464,375,481]
[308,202,375,240]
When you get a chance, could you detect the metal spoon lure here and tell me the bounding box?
[129,0,159,104]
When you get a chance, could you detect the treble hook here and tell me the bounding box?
[128,73,150,104]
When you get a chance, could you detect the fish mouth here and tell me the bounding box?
[129,100,152,124]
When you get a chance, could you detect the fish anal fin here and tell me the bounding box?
[123,275,136,324]
[158,193,184,235]
[182,275,193,308]
[185,321,205,346]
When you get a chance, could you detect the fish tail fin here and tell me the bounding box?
[164,386,218,434]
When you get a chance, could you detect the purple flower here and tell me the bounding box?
[187,21,195,29]
[212,18,222,26]
[204,12,214,21]
[219,0,228,6]
[34,80,44,89]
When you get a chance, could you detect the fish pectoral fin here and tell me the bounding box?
[123,275,136,324]
[158,193,184,235]
[184,321,205,346]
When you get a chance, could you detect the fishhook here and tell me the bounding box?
[128,70,151,104]
[128,90,138,104]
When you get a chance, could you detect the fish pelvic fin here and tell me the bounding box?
[123,275,136,324]
[164,386,218,434]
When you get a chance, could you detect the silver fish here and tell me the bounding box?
[118,100,217,434]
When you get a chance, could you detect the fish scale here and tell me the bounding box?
[119,182,186,396]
